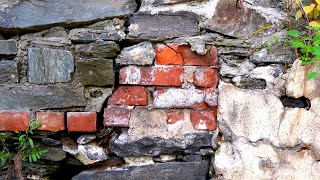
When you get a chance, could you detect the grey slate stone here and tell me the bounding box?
[0,60,19,83]
[0,84,86,110]
[109,133,216,157]
[153,0,204,6]
[116,42,155,65]
[28,47,74,84]
[0,0,137,32]
[0,40,17,55]
[76,58,114,86]
[72,160,209,180]
[75,41,120,58]
[41,147,66,161]
[128,12,200,41]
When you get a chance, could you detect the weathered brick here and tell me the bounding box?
[0,111,29,131]
[67,112,96,132]
[103,108,130,127]
[120,66,183,86]
[108,86,147,106]
[166,111,184,125]
[190,110,217,131]
[203,88,218,107]
[153,89,208,109]
[193,68,219,88]
[36,112,65,131]
[155,44,218,66]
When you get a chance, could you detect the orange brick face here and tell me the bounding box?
[193,68,219,88]
[67,112,96,132]
[0,111,30,131]
[190,110,217,131]
[108,86,148,106]
[36,112,65,131]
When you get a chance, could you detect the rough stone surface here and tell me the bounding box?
[0,84,86,110]
[72,160,210,180]
[200,0,285,38]
[76,144,108,165]
[109,109,217,156]
[77,135,96,145]
[31,37,71,47]
[0,39,17,55]
[41,148,66,161]
[0,0,137,31]
[69,19,126,43]
[116,42,155,65]
[128,12,200,41]
[152,0,203,6]
[75,41,120,58]
[28,47,74,84]
[0,60,19,84]
[84,88,113,112]
[76,58,114,86]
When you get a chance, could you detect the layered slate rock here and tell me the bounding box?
[72,160,209,180]
[0,84,86,110]
[76,59,114,86]
[200,0,284,38]
[0,40,17,55]
[75,41,120,58]
[0,0,137,32]
[0,60,19,83]
[152,0,204,6]
[128,12,200,41]
[28,48,74,84]
[109,109,217,157]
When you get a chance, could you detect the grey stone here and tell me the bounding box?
[41,147,66,161]
[43,27,68,38]
[110,133,216,157]
[76,58,114,86]
[69,19,126,43]
[153,0,204,6]
[28,47,74,84]
[0,84,86,110]
[200,0,284,38]
[76,144,108,165]
[0,40,17,55]
[31,37,72,47]
[41,138,61,146]
[232,77,267,90]
[116,42,155,65]
[182,155,202,162]
[128,12,200,41]
[72,160,209,180]
[75,41,120,58]
[84,88,113,112]
[0,60,19,83]
[0,0,137,32]
[77,135,96,145]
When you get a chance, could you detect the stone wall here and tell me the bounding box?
[1,0,317,180]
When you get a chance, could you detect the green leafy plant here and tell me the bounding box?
[0,120,48,167]
[287,26,320,79]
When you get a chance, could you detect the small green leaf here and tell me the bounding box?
[289,40,305,48]
[307,72,318,80]
[313,35,320,44]
[18,134,26,141]
[28,138,34,148]
[288,30,300,37]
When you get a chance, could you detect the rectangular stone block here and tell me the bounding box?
[0,60,19,83]
[76,58,114,86]
[0,40,17,55]
[28,47,74,84]
[0,84,86,110]
[128,12,200,41]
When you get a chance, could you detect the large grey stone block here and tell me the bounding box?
[0,0,137,32]
[0,84,86,110]
[28,47,74,84]
[128,12,200,41]
[72,160,209,180]
[0,60,19,83]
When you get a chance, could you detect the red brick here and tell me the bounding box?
[67,112,96,132]
[193,68,219,88]
[153,89,208,109]
[155,44,218,66]
[120,66,183,87]
[36,112,65,131]
[108,86,147,106]
[103,108,130,127]
[166,111,184,125]
[0,111,29,131]
[190,110,217,131]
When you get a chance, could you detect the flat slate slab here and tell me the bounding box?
[128,12,200,41]
[72,160,209,180]
[0,0,137,31]
[0,84,86,110]
[0,40,17,55]
[0,60,19,83]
